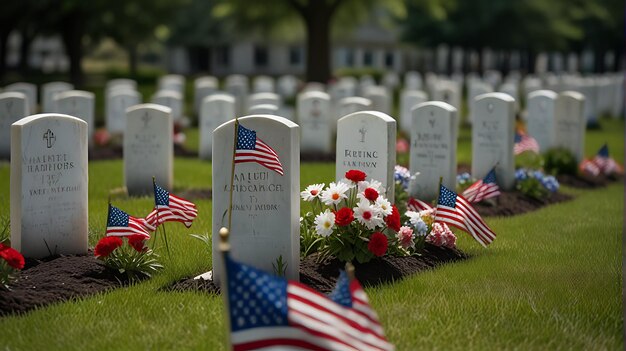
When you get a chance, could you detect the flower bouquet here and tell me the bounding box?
[515,168,559,200]
[0,243,25,290]
[94,234,163,282]
[403,208,457,251]
[300,170,402,263]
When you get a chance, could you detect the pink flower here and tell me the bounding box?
[396,226,415,249]
[427,223,447,247]
[396,138,409,153]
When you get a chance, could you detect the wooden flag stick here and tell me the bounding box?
[227,118,240,232]
[218,227,232,350]
[346,262,356,281]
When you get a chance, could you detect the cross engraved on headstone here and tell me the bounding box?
[358,126,367,143]
[428,118,435,128]
[141,112,152,128]
[43,129,56,148]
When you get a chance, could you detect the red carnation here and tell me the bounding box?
[363,187,379,201]
[335,207,354,226]
[95,237,123,258]
[0,246,25,270]
[384,205,401,232]
[345,170,366,182]
[128,235,148,253]
[368,232,388,257]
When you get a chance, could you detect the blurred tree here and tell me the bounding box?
[214,0,404,82]
[167,0,229,74]
[0,2,29,81]
[102,0,187,76]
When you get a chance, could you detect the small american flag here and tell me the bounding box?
[435,185,496,247]
[592,144,623,175]
[146,183,198,228]
[225,254,394,351]
[407,197,433,212]
[235,123,284,175]
[514,131,540,155]
[106,204,153,239]
[579,159,601,176]
[462,168,501,203]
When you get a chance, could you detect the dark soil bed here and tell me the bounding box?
[473,191,573,217]
[556,173,623,189]
[165,243,467,295]
[0,255,131,316]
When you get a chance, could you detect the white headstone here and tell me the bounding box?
[54,90,95,142]
[359,75,376,95]
[42,82,73,112]
[247,92,281,110]
[471,93,516,190]
[253,75,275,93]
[194,76,219,114]
[0,92,30,158]
[499,82,519,112]
[399,90,427,133]
[297,91,331,153]
[248,104,279,115]
[106,79,137,92]
[212,115,300,284]
[336,111,397,203]
[225,75,249,116]
[364,86,391,114]
[11,114,88,258]
[199,94,235,160]
[382,72,400,92]
[277,75,299,98]
[303,82,326,93]
[105,89,141,135]
[158,74,185,93]
[526,90,557,151]
[404,71,423,90]
[152,90,183,121]
[124,104,173,195]
[409,102,458,200]
[554,91,585,161]
[468,81,493,124]
[4,82,37,114]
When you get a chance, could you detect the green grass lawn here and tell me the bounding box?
[0,118,622,350]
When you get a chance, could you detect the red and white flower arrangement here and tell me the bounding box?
[300,170,402,263]
[0,243,25,290]
[404,208,457,250]
[94,234,163,281]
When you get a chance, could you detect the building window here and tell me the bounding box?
[385,51,394,68]
[217,45,230,66]
[363,50,373,66]
[289,46,302,65]
[345,49,354,66]
[254,46,268,67]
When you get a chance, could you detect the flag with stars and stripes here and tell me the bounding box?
[514,131,540,155]
[225,254,394,351]
[435,185,496,247]
[235,123,284,176]
[579,159,601,176]
[146,183,198,228]
[462,168,501,203]
[106,204,153,238]
[407,197,433,212]
[591,144,623,175]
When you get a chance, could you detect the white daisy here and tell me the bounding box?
[320,182,350,206]
[374,197,393,216]
[314,209,335,237]
[300,183,325,201]
[405,211,421,226]
[358,179,386,196]
[353,199,384,230]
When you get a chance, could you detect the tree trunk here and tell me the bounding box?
[61,11,85,87]
[593,49,605,73]
[0,30,9,83]
[526,50,536,74]
[304,12,331,83]
[476,47,484,75]
[19,30,34,75]
[614,46,623,72]
[127,44,138,77]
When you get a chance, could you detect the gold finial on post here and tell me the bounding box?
[345,261,356,281]
[219,227,231,252]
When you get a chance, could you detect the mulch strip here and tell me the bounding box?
[473,191,573,217]
[164,244,467,295]
[0,254,133,316]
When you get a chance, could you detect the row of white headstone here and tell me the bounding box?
[8,89,586,281]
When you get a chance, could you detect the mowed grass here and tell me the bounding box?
[0,118,622,350]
